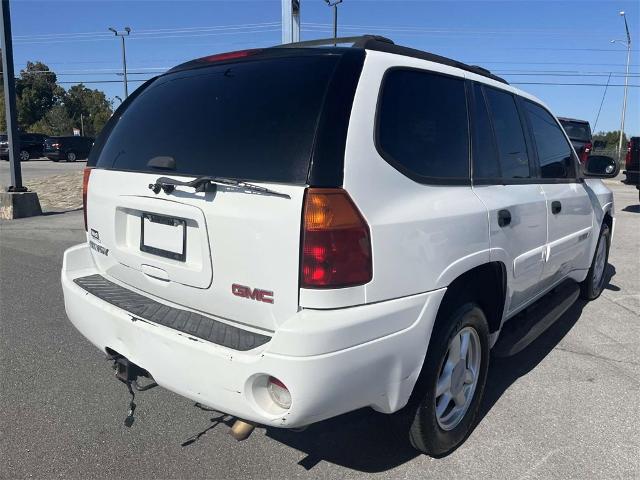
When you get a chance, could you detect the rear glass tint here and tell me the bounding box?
[559,120,591,141]
[376,69,470,182]
[95,56,340,184]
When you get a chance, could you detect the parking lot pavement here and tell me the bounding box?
[1,181,638,480]
[0,157,86,185]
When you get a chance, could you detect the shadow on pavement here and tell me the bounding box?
[41,207,83,216]
[621,204,639,213]
[188,266,617,473]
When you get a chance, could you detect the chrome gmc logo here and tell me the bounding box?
[232,284,274,304]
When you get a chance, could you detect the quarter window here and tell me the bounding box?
[524,101,575,179]
[376,69,469,181]
[484,87,531,179]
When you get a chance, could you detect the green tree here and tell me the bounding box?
[593,130,628,151]
[29,104,74,136]
[63,84,113,137]
[15,61,63,128]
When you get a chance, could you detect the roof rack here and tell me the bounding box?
[274,34,394,49]
[276,34,508,85]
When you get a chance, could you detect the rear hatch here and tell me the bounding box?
[559,119,592,158]
[86,51,360,332]
[44,137,61,152]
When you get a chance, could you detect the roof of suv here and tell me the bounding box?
[170,34,509,85]
[558,117,590,125]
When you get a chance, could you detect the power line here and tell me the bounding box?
[593,73,612,131]
[13,24,281,45]
[12,22,280,40]
[301,22,616,37]
[511,82,640,87]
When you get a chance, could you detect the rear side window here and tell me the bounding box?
[376,69,469,182]
[484,87,531,179]
[524,101,575,179]
[95,56,341,184]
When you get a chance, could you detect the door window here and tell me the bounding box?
[525,101,576,179]
[471,84,501,179]
[484,87,531,179]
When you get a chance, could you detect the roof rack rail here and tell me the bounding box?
[275,34,508,85]
[275,35,394,49]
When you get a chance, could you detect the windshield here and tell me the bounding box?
[0,135,7,142]
[559,120,591,141]
[95,55,341,184]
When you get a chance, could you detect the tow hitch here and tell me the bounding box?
[108,354,158,427]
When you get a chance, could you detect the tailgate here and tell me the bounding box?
[87,169,305,331]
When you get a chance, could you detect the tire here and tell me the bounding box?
[580,223,610,300]
[409,302,490,457]
[66,151,77,162]
[19,150,30,161]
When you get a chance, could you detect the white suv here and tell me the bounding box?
[61,36,617,456]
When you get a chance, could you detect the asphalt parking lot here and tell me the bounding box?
[0,180,638,479]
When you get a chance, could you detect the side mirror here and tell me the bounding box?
[583,155,619,178]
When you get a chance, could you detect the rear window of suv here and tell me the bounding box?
[95,55,342,184]
[559,120,591,141]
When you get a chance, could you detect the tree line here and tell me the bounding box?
[0,59,113,138]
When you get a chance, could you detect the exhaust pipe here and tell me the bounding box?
[229,419,257,441]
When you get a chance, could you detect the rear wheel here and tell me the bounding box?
[19,149,30,161]
[409,303,489,456]
[580,223,610,300]
[66,151,77,162]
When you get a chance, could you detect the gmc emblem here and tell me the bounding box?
[232,284,274,304]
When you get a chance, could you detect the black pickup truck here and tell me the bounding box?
[623,136,639,200]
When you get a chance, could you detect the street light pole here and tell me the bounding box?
[109,27,131,98]
[614,11,631,163]
[324,0,343,44]
[1,0,24,191]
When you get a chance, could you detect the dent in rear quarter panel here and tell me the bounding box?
[342,51,490,305]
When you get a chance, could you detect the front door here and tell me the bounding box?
[521,100,594,289]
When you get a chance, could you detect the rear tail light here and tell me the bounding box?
[580,142,592,164]
[267,376,291,409]
[626,140,633,168]
[82,167,92,231]
[301,188,372,289]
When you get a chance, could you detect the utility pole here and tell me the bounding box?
[1,0,23,191]
[108,27,131,98]
[0,0,41,218]
[324,0,343,43]
[612,11,631,163]
[281,0,300,44]
[80,113,84,136]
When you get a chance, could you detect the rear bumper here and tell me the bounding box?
[62,243,444,428]
[45,151,62,160]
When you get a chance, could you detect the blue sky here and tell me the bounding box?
[9,0,639,135]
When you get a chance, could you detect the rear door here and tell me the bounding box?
[470,83,548,315]
[523,101,594,288]
[87,53,349,332]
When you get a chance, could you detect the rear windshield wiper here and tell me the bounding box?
[148,176,291,199]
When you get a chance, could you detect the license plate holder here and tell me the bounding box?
[140,213,187,262]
